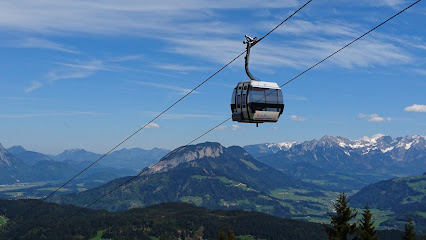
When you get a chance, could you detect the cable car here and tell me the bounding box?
[231,35,285,127]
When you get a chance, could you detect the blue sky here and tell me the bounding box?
[0,0,425,154]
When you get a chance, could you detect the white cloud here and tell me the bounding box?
[290,115,306,122]
[358,0,405,8]
[214,124,242,131]
[215,126,228,131]
[414,69,426,75]
[404,104,426,113]
[10,37,79,53]
[271,127,278,131]
[358,113,391,122]
[231,125,241,131]
[25,81,43,93]
[145,122,160,129]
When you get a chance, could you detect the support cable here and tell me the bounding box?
[17,0,313,219]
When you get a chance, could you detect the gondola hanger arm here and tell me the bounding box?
[244,35,259,81]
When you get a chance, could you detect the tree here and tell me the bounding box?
[160,235,167,240]
[403,217,417,240]
[227,228,235,240]
[358,204,378,240]
[217,227,226,240]
[325,192,358,240]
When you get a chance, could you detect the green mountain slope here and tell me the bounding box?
[350,173,425,233]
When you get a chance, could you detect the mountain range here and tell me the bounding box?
[1,136,425,235]
[245,135,426,191]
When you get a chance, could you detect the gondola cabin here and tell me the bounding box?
[231,80,284,125]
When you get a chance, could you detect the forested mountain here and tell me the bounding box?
[0,199,403,240]
[245,135,426,191]
[51,142,328,218]
[350,173,425,233]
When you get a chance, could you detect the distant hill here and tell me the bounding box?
[350,173,425,233]
[0,200,403,240]
[51,147,169,171]
[246,135,426,191]
[52,142,328,219]
[52,148,102,162]
[7,145,52,166]
[102,147,169,170]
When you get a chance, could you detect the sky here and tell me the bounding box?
[0,0,425,154]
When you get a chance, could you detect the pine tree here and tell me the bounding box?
[403,217,417,240]
[217,227,226,240]
[326,192,358,240]
[227,228,235,240]
[358,204,378,240]
[160,235,167,240]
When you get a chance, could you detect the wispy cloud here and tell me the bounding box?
[133,81,197,95]
[154,64,211,72]
[0,1,296,36]
[358,113,391,122]
[25,81,43,93]
[45,56,140,84]
[414,69,426,75]
[166,34,413,71]
[261,19,360,37]
[404,104,426,113]
[290,115,306,122]
[0,112,108,118]
[45,60,106,83]
[8,37,79,53]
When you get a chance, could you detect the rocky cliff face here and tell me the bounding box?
[143,142,224,174]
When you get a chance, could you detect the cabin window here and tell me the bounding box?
[265,89,278,111]
[231,88,237,112]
